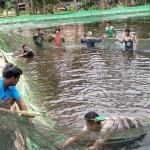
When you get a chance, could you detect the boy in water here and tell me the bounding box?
[115,29,136,52]
[33,27,46,47]
[81,31,101,48]
[62,111,146,150]
[104,21,116,39]
[17,44,34,58]
[48,28,65,47]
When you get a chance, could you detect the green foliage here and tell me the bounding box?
[66,5,75,12]
[5,0,13,10]
[29,8,34,15]
[136,0,150,5]
[20,10,27,15]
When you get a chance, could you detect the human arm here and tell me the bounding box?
[86,141,101,150]
[62,130,86,148]
[42,35,46,41]
[16,53,27,58]
[81,36,86,43]
[49,36,54,43]
[16,98,33,125]
[61,35,65,43]
[114,29,116,38]
[115,37,125,43]
[16,98,28,111]
[93,38,101,43]
[132,35,136,50]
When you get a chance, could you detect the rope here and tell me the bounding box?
[0,107,149,122]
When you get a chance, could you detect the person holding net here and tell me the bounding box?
[33,27,46,47]
[48,28,65,47]
[115,29,136,52]
[62,111,146,150]
[16,44,35,58]
[104,21,116,39]
[0,63,32,124]
[81,31,101,49]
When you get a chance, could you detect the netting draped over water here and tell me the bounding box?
[1,106,150,150]
[0,4,150,150]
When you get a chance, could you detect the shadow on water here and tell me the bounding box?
[1,17,150,149]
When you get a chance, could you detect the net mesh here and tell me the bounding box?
[0,4,150,150]
[0,5,149,30]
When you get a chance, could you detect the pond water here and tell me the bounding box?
[9,17,150,149]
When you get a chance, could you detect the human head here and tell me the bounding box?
[22,44,29,51]
[106,21,111,27]
[125,29,130,36]
[54,28,61,34]
[36,27,41,34]
[87,31,92,37]
[84,111,100,131]
[2,63,22,85]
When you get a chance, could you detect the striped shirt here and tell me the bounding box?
[82,116,145,144]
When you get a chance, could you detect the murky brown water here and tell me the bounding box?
[13,18,150,149]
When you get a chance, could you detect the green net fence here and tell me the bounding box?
[0,5,150,30]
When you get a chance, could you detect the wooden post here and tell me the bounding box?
[14,0,20,16]
[74,0,77,11]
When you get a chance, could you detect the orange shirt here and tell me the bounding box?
[52,34,64,46]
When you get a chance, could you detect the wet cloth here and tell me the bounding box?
[0,77,20,103]
[81,38,101,48]
[105,26,115,38]
[82,116,144,144]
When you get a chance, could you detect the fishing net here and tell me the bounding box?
[0,4,150,150]
[0,104,150,150]
[0,5,150,30]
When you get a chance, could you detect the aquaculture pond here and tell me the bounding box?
[1,15,150,149]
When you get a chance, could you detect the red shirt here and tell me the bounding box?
[52,34,64,46]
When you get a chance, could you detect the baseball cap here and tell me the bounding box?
[87,31,92,35]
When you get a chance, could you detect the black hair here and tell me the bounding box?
[22,44,27,49]
[36,27,40,31]
[2,63,22,78]
[84,111,100,125]
[106,21,111,24]
[125,29,130,33]
[54,28,61,33]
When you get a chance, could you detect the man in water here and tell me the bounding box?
[17,44,34,58]
[48,28,65,47]
[33,27,46,47]
[62,111,145,150]
[81,31,101,48]
[115,29,136,52]
[104,21,116,39]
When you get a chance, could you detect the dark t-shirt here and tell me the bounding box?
[24,50,34,57]
[33,32,45,47]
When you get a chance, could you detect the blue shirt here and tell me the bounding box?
[0,77,21,103]
[81,38,101,48]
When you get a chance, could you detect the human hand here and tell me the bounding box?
[81,36,85,39]
[47,34,52,37]
[103,34,107,38]
[114,38,118,41]
[27,118,34,126]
